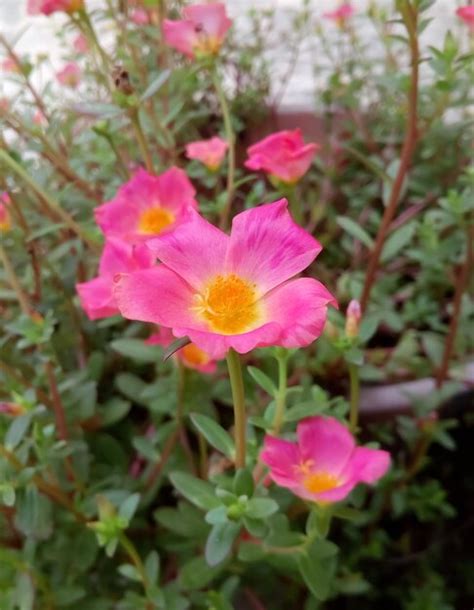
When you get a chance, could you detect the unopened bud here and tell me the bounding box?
[0,402,26,416]
[345,299,361,338]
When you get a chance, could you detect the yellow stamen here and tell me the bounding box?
[137,206,175,235]
[296,460,339,494]
[192,274,260,334]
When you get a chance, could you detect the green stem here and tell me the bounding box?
[272,353,288,434]
[130,111,154,173]
[213,70,235,229]
[0,150,99,251]
[284,184,302,225]
[0,242,33,316]
[348,363,360,434]
[226,348,246,469]
[119,533,150,596]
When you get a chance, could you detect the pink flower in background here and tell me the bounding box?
[95,167,197,244]
[163,3,232,59]
[261,416,390,504]
[323,3,355,25]
[131,8,150,25]
[147,327,217,373]
[33,110,46,125]
[0,402,26,416]
[345,299,361,338]
[456,6,474,30]
[28,0,84,15]
[1,57,21,73]
[73,33,89,53]
[245,129,319,185]
[0,192,11,232]
[76,238,155,320]
[56,62,81,88]
[186,136,228,171]
[114,199,336,359]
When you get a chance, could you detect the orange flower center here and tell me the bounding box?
[137,207,175,235]
[296,460,339,494]
[194,35,222,56]
[181,343,210,368]
[192,274,260,334]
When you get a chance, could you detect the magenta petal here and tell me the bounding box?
[226,199,322,294]
[260,435,300,488]
[184,3,232,38]
[114,267,203,329]
[76,276,117,320]
[146,209,229,290]
[263,277,337,348]
[163,19,197,57]
[297,416,355,476]
[340,447,391,485]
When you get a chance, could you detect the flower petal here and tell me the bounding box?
[340,447,391,485]
[154,166,197,213]
[226,199,322,294]
[297,416,355,476]
[184,3,232,38]
[146,209,229,290]
[263,277,337,348]
[76,276,117,320]
[260,435,301,488]
[162,19,197,57]
[114,266,203,329]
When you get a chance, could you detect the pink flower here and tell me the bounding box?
[146,327,217,373]
[260,416,390,504]
[323,3,355,26]
[0,98,9,113]
[345,299,361,338]
[56,62,81,88]
[245,129,319,185]
[0,402,26,416]
[1,57,20,73]
[76,238,155,320]
[131,8,150,25]
[28,0,83,15]
[163,3,232,59]
[185,136,228,171]
[113,199,336,359]
[33,110,46,125]
[95,167,197,244]
[457,6,474,30]
[0,192,11,232]
[73,33,89,53]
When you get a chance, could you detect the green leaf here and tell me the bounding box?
[119,493,140,523]
[245,498,279,519]
[233,469,254,497]
[205,505,228,525]
[297,546,337,601]
[5,414,32,450]
[190,413,234,459]
[14,486,52,541]
[118,563,141,582]
[110,339,160,363]
[145,551,160,584]
[140,70,171,101]
[169,471,219,510]
[247,366,277,396]
[205,521,241,567]
[336,216,374,249]
[132,436,159,461]
[180,556,222,590]
[15,572,34,610]
[163,336,191,361]
[381,222,417,263]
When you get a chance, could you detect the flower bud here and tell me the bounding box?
[345,299,361,338]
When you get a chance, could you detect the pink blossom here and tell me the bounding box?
[56,62,81,88]
[28,0,84,15]
[0,402,25,416]
[1,57,20,73]
[0,98,9,113]
[33,110,46,125]
[76,238,155,320]
[146,327,217,373]
[185,136,228,171]
[95,167,197,244]
[113,199,336,360]
[261,416,390,504]
[245,129,319,185]
[131,8,150,25]
[73,33,89,54]
[457,6,474,30]
[0,192,11,232]
[323,3,355,25]
[163,3,232,59]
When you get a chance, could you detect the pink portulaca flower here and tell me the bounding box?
[131,8,150,25]
[163,3,232,59]
[323,3,355,26]
[114,199,336,359]
[95,167,197,244]
[1,57,21,73]
[185,136,228,171]
[28,0,83,15]
[0,192,11,232]
[76,238,155,320]
[33,110,46,126]
[146,327,217,373]
[73,33,89,54]
[56,62,81,88]
[261,416,390,504]
[245,129,319,185]
[457,6,474,30]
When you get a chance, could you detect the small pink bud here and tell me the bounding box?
[345,299,361,338]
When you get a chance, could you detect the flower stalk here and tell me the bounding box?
[272,350,289,434]
[226,348,246,469]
